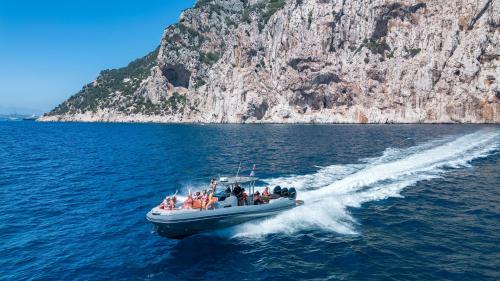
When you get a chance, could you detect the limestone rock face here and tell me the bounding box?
[41,0,500,123]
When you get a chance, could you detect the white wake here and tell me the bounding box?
[229,129,499,238]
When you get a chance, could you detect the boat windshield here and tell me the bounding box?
[214,189,228,198]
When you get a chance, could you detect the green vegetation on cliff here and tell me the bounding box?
[46,0,289,118]
[242,0,286,29]
[49,47,159,115]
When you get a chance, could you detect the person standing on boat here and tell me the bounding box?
[241,188,248,205]
[206,191,216,210]
[233,183,242,196]
[233,183,243,206]
[209,178,217,193]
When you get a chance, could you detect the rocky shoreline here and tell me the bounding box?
[38,106,498,124]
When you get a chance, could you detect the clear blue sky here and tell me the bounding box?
[0,0,196,114]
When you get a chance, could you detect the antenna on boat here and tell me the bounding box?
[235,161,242,177]
[249,164,256,177]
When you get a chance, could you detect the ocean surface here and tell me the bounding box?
[0,122,499,280]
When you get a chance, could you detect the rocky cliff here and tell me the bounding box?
[40,0,500,123]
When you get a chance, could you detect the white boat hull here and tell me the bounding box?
[147,198,302,239]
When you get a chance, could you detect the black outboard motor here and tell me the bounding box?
[288,187,297,199]
[270,185,282,199]
[273,186,282,195]
[280,187,289,197]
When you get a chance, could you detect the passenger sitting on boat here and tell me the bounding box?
[201,190,209,210]
[183,194,194,209]
[261,186,271,203]
[168,197,175,210]
[253,191,265,205]
[262,187,270,197]
[193,196,202,210]
[159,196,169,209]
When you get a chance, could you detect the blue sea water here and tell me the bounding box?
[0,122,499,280]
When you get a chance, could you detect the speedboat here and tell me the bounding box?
[146,176,303,239]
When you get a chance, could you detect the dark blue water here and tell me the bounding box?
[1,122,499,280]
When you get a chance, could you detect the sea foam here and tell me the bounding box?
[228,129,499,238]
